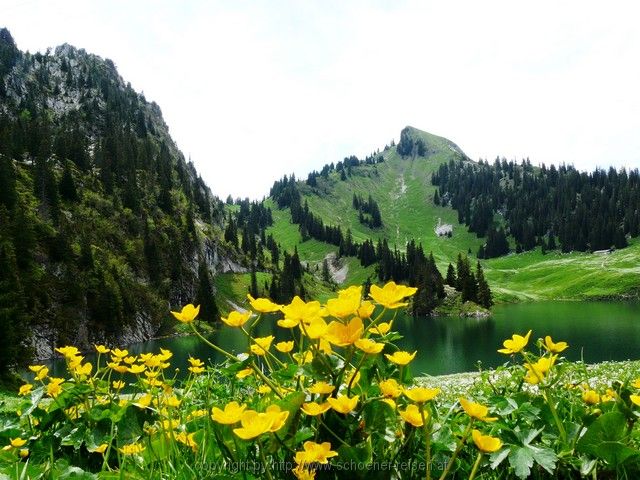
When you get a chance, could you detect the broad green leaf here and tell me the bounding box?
[508,446,534,479]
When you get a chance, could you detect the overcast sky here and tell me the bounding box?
[4,0,640,199]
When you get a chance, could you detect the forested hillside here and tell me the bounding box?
[0,28,244,371]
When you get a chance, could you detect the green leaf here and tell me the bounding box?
[508,446,534,479]
[577,411,628,464]
[530,445,557,474]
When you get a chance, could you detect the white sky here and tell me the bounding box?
[3,0,640,199]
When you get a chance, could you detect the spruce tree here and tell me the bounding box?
[475,261,493,308]
[196,260,218,323]
[445,263,456,287]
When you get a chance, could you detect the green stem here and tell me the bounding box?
[543,389,567,444]
[468,453,483,480]
[438,420,473,480]
[419,405,432,480]
[190,324,237,362]
[258,439,274,480]
[318,418,352,448]
[250,362,284,399]
[347,353,367,394]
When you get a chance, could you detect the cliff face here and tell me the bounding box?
[0,28,243,363]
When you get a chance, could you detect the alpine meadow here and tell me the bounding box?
[1,12,640,480]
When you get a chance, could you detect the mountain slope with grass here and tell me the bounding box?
[264,127,640,303]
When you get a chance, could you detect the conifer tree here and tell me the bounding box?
[475,261,493,308]
[196,260,218,323]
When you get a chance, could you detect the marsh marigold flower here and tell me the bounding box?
[294,441,338,465]
[523,355,557,385]
[325,317,364,347]
[497,330,532,354]
[46,378,64,398]
[404,387,440,404]
[327,394,359,414]
[211,401,247,424]
[630,394,640,407]
[379,378,402,398]
[301,401,331,416]
[582,390,601,405]
[275,341,294,353]
[247,294,282,313]
[308,381,335,395]
[399,404,425,427]
[385,350,417,366]
[95,345,110,354]
[119,443,145,455]
[250,335,274,356]
[371,321,393,335]
[543,336,568,353]
[2,438,27,451]
[459,398,497,422]
[472,429,502,453]
[354,338,384,354]
[221,310,252,328]
[170,304,200,323]
[326,286,362,318]
[19,384,33,396]
[369,281,417,309]
[280,296,325,327]
[357,300,375,319]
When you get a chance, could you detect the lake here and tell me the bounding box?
[43,301,640,378]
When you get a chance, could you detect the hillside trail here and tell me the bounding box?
[323,252,348,284]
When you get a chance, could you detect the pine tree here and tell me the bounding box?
[249,266,259,298]
[475,261,493,308]
[322,258,331,283]
[445,263,456,287]
[58,161,79,202]
[0,155,17,209]
[196,260,218,323]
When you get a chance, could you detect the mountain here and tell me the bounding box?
[0,28,248,370]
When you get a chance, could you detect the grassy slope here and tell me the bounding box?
[264,127,640,303]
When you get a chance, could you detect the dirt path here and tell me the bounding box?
[323,252,348,284]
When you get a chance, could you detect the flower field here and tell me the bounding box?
[2,282,640,479]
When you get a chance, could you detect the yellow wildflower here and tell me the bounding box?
[472,429,502,453]
[327,394,359,414]
[301,401,331,416]
[325,317,364,347]
[371,321,393,335]
[236,367,253,379]
[258,385,272,394]
[368,281,417,309]
[385,350,417,366]
[379,378,402,398]
[399,404,425,427]
[524,356,557,384]
[46,378,64,398]
[404,387,440,404]
[292,465,316,480]
[175,431,197,452]
[112,380,125,390]
[3,438,27,450]
[134,393,153,408]
[170,304,200,323]
[74,362,93,376]
[55,346,80,358]
[354,338,384,354]
[28,365,46,373]
[326,286,361,318]
[128,364,146,375]
[308,382,335,395]
[247,294,282,313]
[119,443,145,455]
[275,341,294,353]
[543,336,568,353]
[95,345,110,354]
[582,389,601,405]
[294,441,338,465]
[111,348,129,359]
[630,394,640,407]
[212,401,247,425]
[498,330,532,354]
[221,310,252,327]
[18,384,33,396]
[357,300,375,319]
[250,335,274,356]
[35,366,49,381]
[233,411,274,440]
[265,405,289,432]
[459,398,497,422]
[281,296,326,326]
[301,317,329,339]
[93,443,108,455]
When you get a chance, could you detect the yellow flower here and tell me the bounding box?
[582,389,601,405]
[497,330,532,354]
[134,393,153,408]
[111,348,129,359]
[543,336,568,353]
[301,401,331,416]
[221,310,252,327]
[165,395,181,408]
[159,348,173,361]
[381,398,396,409]
[404,387,440,404]
[55,346,80,358]
[294,351,314,364]
[301,317,329,339]
[294,441,338,465]
[236,368,253,379]
[247,294,282,313]
[161,419,180,430]
[371,321,393,335]
[265,405,289,432]
[233,410,274,440]
[107,362,128,374]
[369,281,417,309]
[175,431,197,452]
[170,304,200,323]
[5,437,27,450]
[319,339,333,354]
[326,286,362,318]
[28,364,46,373]
[472,429,502,453]
[354,338,384,354]
[275,341,294,353]
[399,404,425,427]
[124,356,137,365]
[250,335,274,356]
[325,317,364,347]
[385,350,417,366]
[327,394,359,414]
[308,382,335,395]
[602,389,617,403]
[112,380,126,390]
[92,444,108,455]
[344,370,361,387]
[19,384,33,396]
[459,398,497,422]
[46,378,64,398]
[632,378,640,389]
[188,357,204,367]
[379,379,402,398]
[212,401,247,424]
[281,296,326,327]
[95,345,110,354]
[357,300,375,319]
[523,356,557,385]
[35,366,49,381]
[630,394,640,407]
[292,465,316,480]
[119,443,145,455]
[128,364,146,375]
[258,385,272,394]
